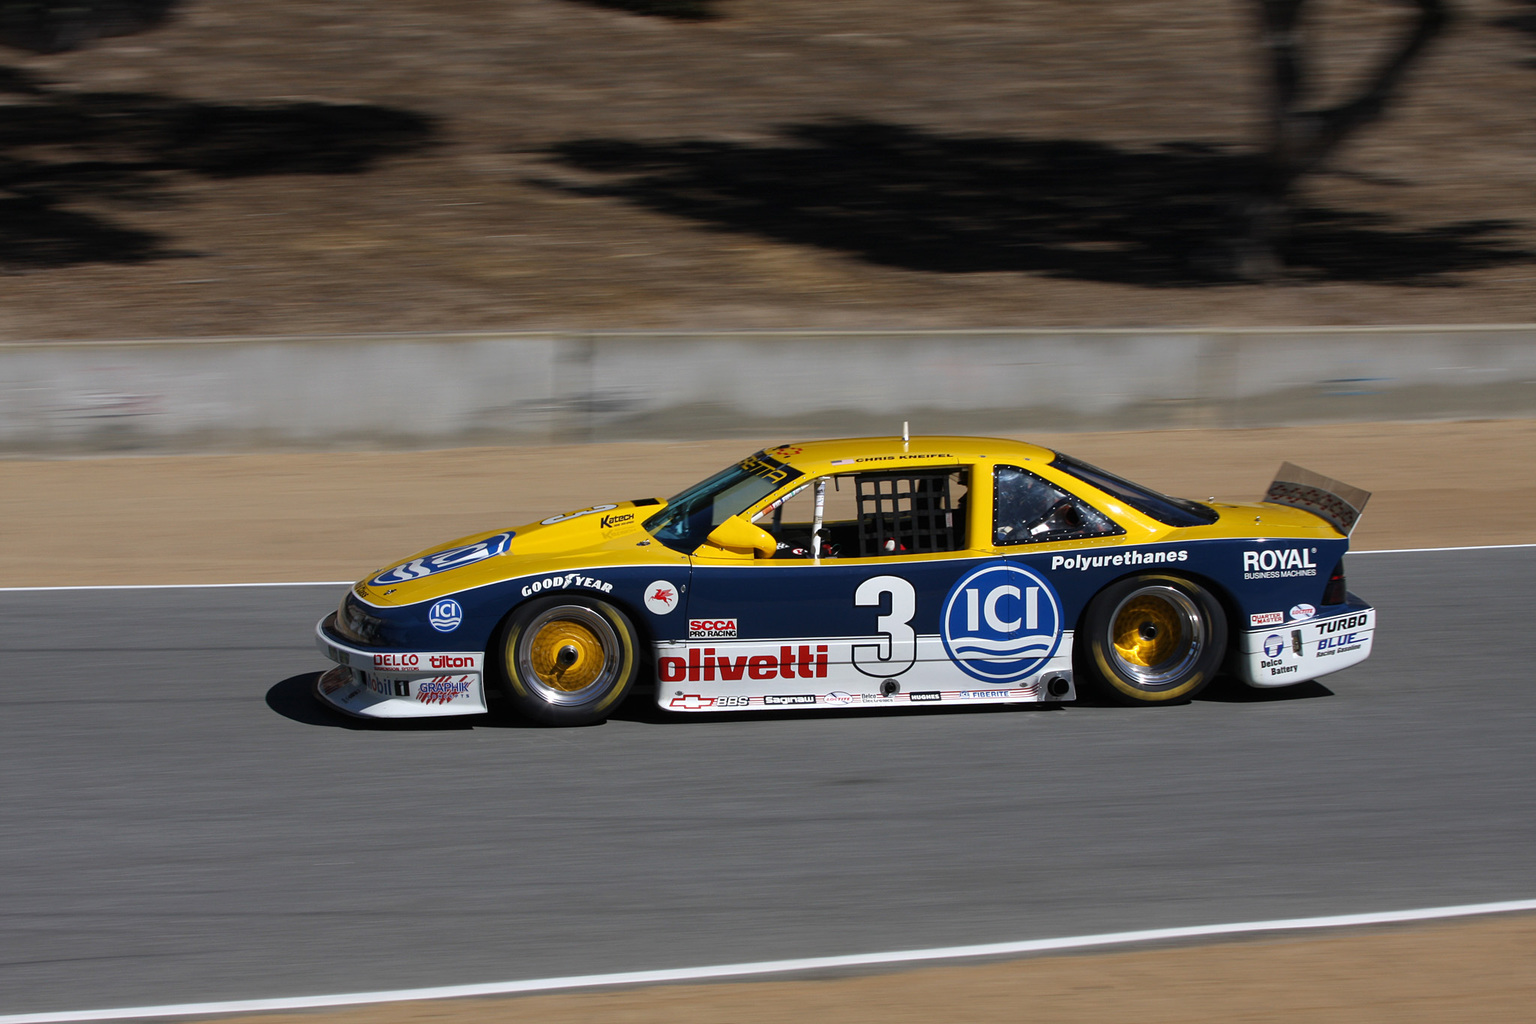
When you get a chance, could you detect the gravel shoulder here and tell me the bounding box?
[3,418,1531,587]
[3,0,1534,338]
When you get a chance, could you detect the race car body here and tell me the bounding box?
[315,437,1374,725]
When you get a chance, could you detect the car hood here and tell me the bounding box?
[352,500,665,607]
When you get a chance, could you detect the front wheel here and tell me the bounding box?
[495,596,640,726]
[1077,574,1226,705]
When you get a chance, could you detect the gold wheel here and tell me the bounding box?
[527,618,607,693]
[1111,594,1190,677]
[1080,574,1225,705]
[500,598,639,724]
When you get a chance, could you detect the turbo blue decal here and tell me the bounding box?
[941,562,1063,684]
[372,532,514,586]
[428,599,464,633]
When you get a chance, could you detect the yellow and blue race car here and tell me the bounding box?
[314,436,1374,725]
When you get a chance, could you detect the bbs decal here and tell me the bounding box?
[941,562,1063,684]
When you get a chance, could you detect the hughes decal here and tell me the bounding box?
[520,573,614,597]
[372,532,513,586]
[1242,547,1319,579]
[941,562,1062,684]
[659,645,829,683]
[1051,549,1188,571]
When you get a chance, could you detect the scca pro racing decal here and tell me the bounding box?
[372,532,513,586]
[941,562,1062,684]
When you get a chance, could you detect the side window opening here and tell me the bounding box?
[993,465,1123,546]
[754,468,969,558]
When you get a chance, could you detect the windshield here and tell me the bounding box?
[645,453,803,553]
[1049,452,1218,528]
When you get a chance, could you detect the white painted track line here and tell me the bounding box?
[3,898,1535,1024]
[1351,542,1536,555]
[1,541,1533,594]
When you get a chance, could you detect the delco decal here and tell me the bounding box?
[371,653,476,670]
[941,562,1062,684]
[1051,550,1188,572]
[521,573,615,598]
[688,618,738,639]
[1242,547,1319,579]
[659,645,829,683]
[372,532,513,586]
[540,504,619,526]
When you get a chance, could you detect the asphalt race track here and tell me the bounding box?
[2,549,1533,1017]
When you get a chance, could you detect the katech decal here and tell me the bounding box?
[598,512,636,531]
[1250,611,1284,627]
[644,581,680,615]
[1243,547,1319,579]
[428,599,463,633]
[372,532,513,586]
[688,618,738,639]
[1051,550,1188,571]
[941,562,1062,684]
[540,504,619,526]
[1289,603,1317,622]
[521,573,614,598]
[658,645,829,684]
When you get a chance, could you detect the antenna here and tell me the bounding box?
[902,420,910,443]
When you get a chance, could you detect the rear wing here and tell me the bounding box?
[1262,463,1371,536]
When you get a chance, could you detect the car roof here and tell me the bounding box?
[761,436,1056,476]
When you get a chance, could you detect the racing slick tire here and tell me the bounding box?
[495,596,640,726]
[1077,573,1226,705]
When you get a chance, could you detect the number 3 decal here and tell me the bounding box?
[853,575,916,677]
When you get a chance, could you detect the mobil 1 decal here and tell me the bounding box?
[941,561,1062,683]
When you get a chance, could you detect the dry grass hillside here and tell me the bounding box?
[2,0,1533,339]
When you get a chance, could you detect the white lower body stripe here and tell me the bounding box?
[4,898,1535,1023]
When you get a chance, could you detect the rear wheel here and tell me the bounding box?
[1077,574,1226,704]
[496,596,639,725]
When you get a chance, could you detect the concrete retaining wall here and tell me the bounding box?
[1,327,1533,453]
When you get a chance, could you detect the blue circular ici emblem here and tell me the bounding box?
[429,599,464,633]
[941,562,1063,684]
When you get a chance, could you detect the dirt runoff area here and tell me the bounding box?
[2,418,1533,587]
[5,418,1535,1022]
[204,914,1536,1024]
